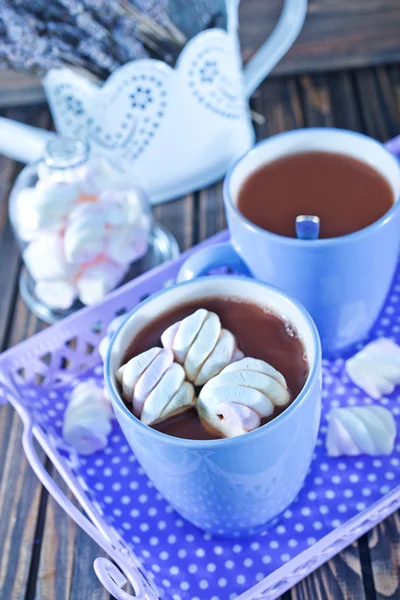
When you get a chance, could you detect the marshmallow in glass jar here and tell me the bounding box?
[9,137,153,321]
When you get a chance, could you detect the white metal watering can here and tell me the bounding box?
[0,0,307,204]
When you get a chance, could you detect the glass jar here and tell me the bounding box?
[9,137,179,323]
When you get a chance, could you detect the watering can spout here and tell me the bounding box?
[0,116,55,164]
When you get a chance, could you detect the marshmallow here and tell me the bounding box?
[197,357,290,437]
[161,309,244,386]
[100,200,127,228]
[346,338,400,399]
[23,232,75,281]
[326,406,396,457]
[80,157,121,196]
[107,225,149,265]
[33,179,79,229]
[76,259,127,305]
[63,381,114,455]
[100,186,149,227]
[99,314,128,362]
[64,203,107,264]
[116,347,196,425]
[35,279,77,310]
[12,188,43,241]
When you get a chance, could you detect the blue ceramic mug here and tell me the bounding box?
[178,129,400,355]
[106,276,321,537]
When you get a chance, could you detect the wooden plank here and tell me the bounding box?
[0,407,45,599]
[368,512,400,600]
[290,542,367,600]
[35,470,108,600]
[0,139,21,349]
[68,526,110,600]
[299,71,362,130]
[198,182,226,242]
[353,67,400,142]
[239,0,400,77]
[0,71,45,108]
[252,77,305,138]
[0,295,48,600]
[153,195,195,251]
[388,65,400,113]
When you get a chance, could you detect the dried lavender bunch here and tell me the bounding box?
[0,0,226,79]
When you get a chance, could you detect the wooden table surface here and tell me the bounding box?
[1,64,400,600]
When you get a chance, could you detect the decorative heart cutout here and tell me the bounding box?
[45,63,169,162]
[43,28,253,203]
[178,30,245,120]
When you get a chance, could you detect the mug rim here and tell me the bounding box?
[223,127,400,247]
[104,275,321,449]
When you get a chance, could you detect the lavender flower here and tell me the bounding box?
[0,0,225,78]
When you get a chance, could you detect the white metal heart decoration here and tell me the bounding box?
[0,0,308,204]
[44,29,252,204]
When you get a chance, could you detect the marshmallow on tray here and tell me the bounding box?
[346,338,400,399]
[161,308,244,386]
[197,357,290,437]
[116,347,196,426]
[326,405,396,457]
[63,381,115,455]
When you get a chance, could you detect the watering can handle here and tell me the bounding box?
[242,0,308,98]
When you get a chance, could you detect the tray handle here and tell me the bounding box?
[21,414,151,600]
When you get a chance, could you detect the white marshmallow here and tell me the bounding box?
[117,347,162,402]
[99,314,128,362]
[33,179,79,229]
[198,357,290,437]
[64,203,107,264]
[76,259,127,306]
[63,381,114,455]
[23,232,75,281]
[101,200,127,228]
[161,309,244,386]
[106,225,149,265]
[80,157,121,196]
[12,188,43,241]
[326,406,396,457]
[346,338,400,399]
[100,186,149,227]
[116,347,196,425]
[35,279,77,310]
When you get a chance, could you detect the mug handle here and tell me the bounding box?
[176,241,251,283]
[242,0,308,98]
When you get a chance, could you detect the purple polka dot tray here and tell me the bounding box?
[2,137,400,600]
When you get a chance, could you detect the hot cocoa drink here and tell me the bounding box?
[122,297,309,440]
[237,151,394,239]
